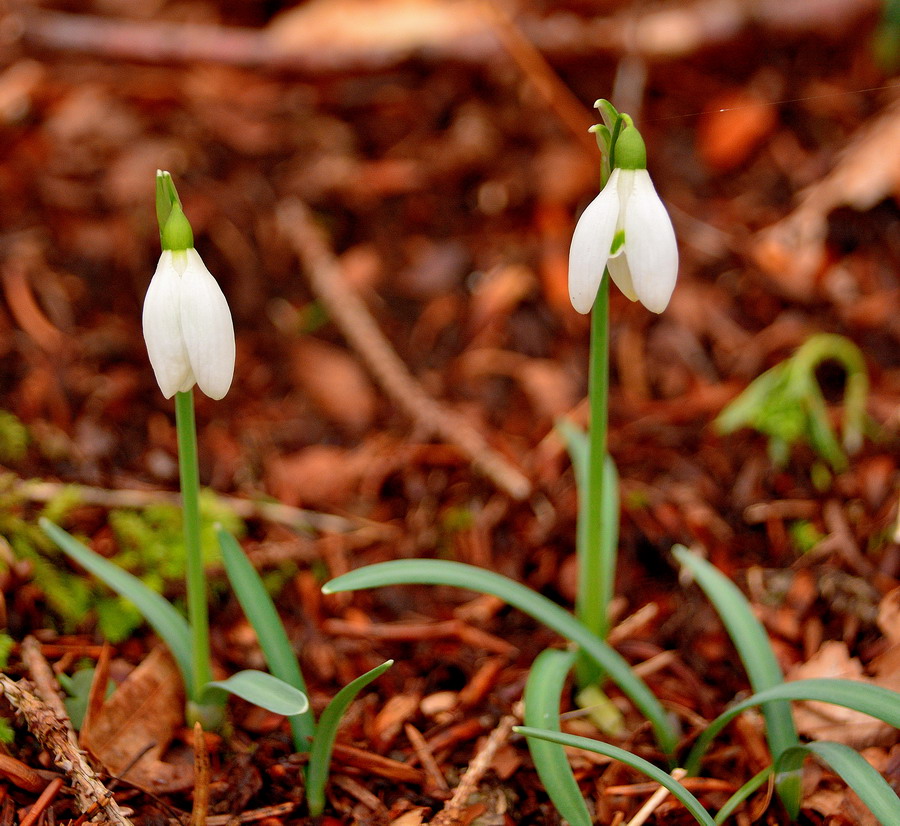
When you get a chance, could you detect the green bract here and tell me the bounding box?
[612,124,647,170]
[160,202,194,252]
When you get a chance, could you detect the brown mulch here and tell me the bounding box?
[0,1,899,824]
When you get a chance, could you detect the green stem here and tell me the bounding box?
[576,276,611,684]
[175,390,213,703]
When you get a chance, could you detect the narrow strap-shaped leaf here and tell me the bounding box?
[685,678,900,775]
[556,420,589,562]
[514,726,715,826]
[306,660,393,817]
[202,670,308,716]
[218,529,315,751]
[714,766,773,824]
[323,559,678,755]
[40,518,195,699]
[524,649,591,826]
[673,546,800,814]
[777,742,900,826]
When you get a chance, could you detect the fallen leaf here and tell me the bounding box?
[81,647,192,794]
[787,641,896,748]
[373,692,422,750]
[290,337,377,435]
[752,92,900,298]
[390,808,428,826]
[877,587,900,645]
[266,445,366,508]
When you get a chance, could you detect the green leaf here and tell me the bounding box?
[62,668,111,731]
[514,727,715,826]
[715,365,785,435]
[593,98,620,130]
[524,649,591,826]
[685,678,900,776]
[715,334,869,473]
[777,742,900,826]
[557,419,588,566]
[218,529,315,751]
[673,546,800,815]
[323,559,678,756]
[575,683,625,735]
[307,660,393,816]
[40,518,195,699]
[202,670,309,717]
[0,633,14,669]
[714,766,773,824]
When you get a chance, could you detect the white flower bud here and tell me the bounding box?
[569,167,678,314]
[142,248,235,399]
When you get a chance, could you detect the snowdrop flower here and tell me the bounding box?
[569,125,678,314]
[143,173,235,399]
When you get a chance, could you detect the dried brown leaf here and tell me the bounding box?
[290,338,377,435]
[877,587,900,646]
[787,641,897,747]
[753,93,900,298]
[81,647,192,794]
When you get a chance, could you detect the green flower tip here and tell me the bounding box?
[155,169,182,233]
[160,201,194,252]
[156,169,194,251]
[613,124,647,170]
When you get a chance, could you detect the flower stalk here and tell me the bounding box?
[175,390,214,711]
[150,170,235,725]
[42,172,309,734]
[570,101,677,684]
[581,278,609,632]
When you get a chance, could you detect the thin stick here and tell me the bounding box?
[429,715,516,825]
[190,724,209,826]
[204,802,297,826]
[21,4,852,71]
[480,0,597,155]
[329,775,388,817]
[405,723,450,793]
[20,637,69,722]
[623,767,687,826]
[0,672,133,826]
[0,753,46,793]
[19,777,63,826]
[14,476,362,534]
[277,200,531,501]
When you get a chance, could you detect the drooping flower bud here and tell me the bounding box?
[142,171,235,399]
[569,108,678,314]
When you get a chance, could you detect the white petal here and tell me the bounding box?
[142,251,194,398]
[607,255,638,302]
[568,169,621,314]
[622,169,678,313]
[179,249,235,400]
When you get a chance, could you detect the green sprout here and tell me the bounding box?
[0,411,28,463]
[716,334,869,473]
